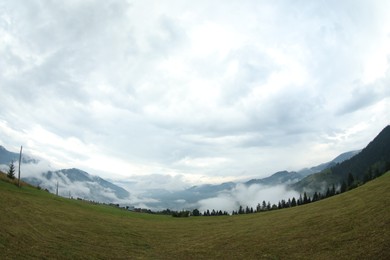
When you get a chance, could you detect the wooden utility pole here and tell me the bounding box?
[18,146,22,188]
[56,181,59,196]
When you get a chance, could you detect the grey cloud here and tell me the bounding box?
[1,0,389,184]
[12,0,130,52]
[338,75,390,115]
[219,48,279,106]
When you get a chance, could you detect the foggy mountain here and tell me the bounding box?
[0,146,130,204]
[23,168,130,203]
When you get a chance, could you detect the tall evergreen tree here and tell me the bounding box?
[312,192,319,202]
[262,200,267,210]
[192,209,200,216]
[298,194,303,205]
[303,192,309,204]
[7,161,16,179]
[256,203,261,212]
[326,187,331,197]
[331,184,336,196]
[291,197,297,207]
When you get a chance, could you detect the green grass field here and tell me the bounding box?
[1,172,389,259]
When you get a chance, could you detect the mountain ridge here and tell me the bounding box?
[293,125,390,192]
[23,168,130,203]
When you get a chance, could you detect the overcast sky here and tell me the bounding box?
[1,0,389,185]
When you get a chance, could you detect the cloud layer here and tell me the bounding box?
[198,184,299,213]
[1,0,390,184]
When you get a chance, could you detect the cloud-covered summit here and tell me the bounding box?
[1,0,389,184]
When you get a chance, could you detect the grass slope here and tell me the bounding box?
[1,172,389,259]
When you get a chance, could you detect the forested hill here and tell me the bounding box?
[293,125,390,192]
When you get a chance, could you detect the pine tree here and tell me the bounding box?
[326,187,331,197]
[192,209,200,216]
[7,161,16,179]
[291,197,297,207]
[303,192,309,204]
[298,194,303,205]
[331,184,336,196]
[256,203,261,212]
[262,200,267,210]
[312,192,319,202]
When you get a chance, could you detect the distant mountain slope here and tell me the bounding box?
[293,125,390,192]
[0,145,130,203]
[23,168,130,203]
[246,150,360,186]
[0,145,38,165]
[245,171,302,186]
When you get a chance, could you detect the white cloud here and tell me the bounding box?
[198,183,300,213]
[0,0,389,187]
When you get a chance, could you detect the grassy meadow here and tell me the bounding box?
[0,172,389,259]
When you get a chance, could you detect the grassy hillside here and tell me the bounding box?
[1,172,389,259]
